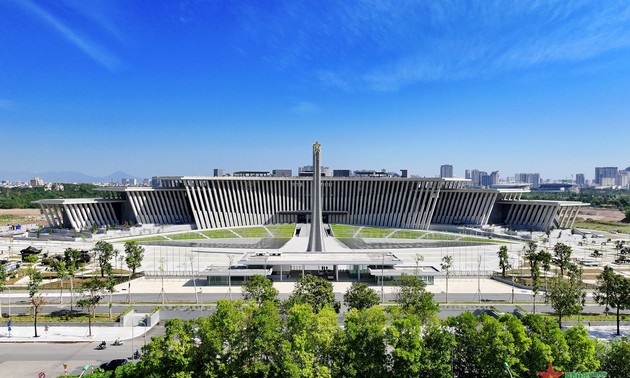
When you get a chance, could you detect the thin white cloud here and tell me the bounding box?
[15,0,121,71]
[291,101,320,115]
[233,1,630,91]
[61,0,125,42]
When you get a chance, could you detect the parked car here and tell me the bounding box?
[99,358,128,371]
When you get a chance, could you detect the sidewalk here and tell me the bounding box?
[0,325,150,343]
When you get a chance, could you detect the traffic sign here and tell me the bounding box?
[38,372,45,378]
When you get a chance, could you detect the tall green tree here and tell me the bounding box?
[418,325,455,377]
[343,282,380,311]
[27,267,44,337]
[598,337,630,378]
[93,241,115,278]
[77,276,108,337]
[281,303,338,377]
[242,274,279,306]
[525,242,541,313]
[546,274,585,329]
[285,274,340,313]
[394,274,439,323]
[64,247,81,311]
[595,271,630,336]
[594,266,618,317]
[340,306,389,378]
[386,313,424,378]
[538,249,552,298]
[521,314,571,373]
[53,260,67,304]
[564,323,599,372]
[440,255,453,304]
[124,241,145,276]
[498,245,510,278]
[0,263,6,317]
[134,318,196,377]
[553,243,573,277]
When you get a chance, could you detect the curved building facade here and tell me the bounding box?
[35,176,587,233]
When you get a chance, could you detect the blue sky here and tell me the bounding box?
[2,1,630,181]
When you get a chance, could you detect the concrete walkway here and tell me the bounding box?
[0,325,150,343]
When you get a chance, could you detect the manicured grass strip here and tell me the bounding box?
[133,235,170,242]
[200,229,241,238]
[330,224,363,238]
[390,230,430,239]
[232,227,270,238]
[169,232,207,240]
[356,227,396,238]
[265,224,296,238]
[458,236,509,244]
[422,232,459,241]
[573,219,630,235]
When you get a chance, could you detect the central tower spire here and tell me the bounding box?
[307,141,326,252]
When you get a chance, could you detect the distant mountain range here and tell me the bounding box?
[0,170,143,184]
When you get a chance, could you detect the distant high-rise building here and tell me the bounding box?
[465,170,471,180]
[575,173,585,187]
[129,178,137,186]
[440,164,453,178]
[616,171,630,188]
[595,167,618,185]
[272,169,292,177]
[213,169,224,177]
[121,178,128,186]
[515,173,541,188]
[480,172,491,187]
[470,169,482,186]
[333,169,351,177]
[30,177,44,187]
[400,169,408,178]
[143,178,150,186]
[490,171,500,186]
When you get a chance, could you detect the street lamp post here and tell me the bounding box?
[503,361,514,378]
[228,255,234,300]
[381,253,385,303]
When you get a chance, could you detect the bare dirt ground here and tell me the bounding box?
[0,208,47,225]
[578,207,625,222]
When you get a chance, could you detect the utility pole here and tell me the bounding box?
[190,254,198,305]
[158,257,167,305]
[381,253,385,303]
[477,255,482,303]
[228,254,234,300]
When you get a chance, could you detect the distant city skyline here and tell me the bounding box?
[2,2,630,179]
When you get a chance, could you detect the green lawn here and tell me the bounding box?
[421,232,459,241]
[458,236,508,244]
[330,224,362,238]
[574,218,630,234]
[200,229,240,238]
[390,229,430,239]
[266,224,295,238]
[132,235,170,243]
[356,227,396,238]
[232,227,271,238]
[169,232,207,240]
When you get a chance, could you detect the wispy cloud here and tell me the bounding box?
[231,1,630,92]
[14,0,121,71]
[291,101,320,115]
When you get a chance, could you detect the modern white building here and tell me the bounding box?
[34,176,587,233]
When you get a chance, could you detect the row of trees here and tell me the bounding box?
[0,184,99,209]
[17,241,145,337]
[497,242,630,332]
[82,274,630,378]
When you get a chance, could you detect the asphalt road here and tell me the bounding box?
[0,324,164,377]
